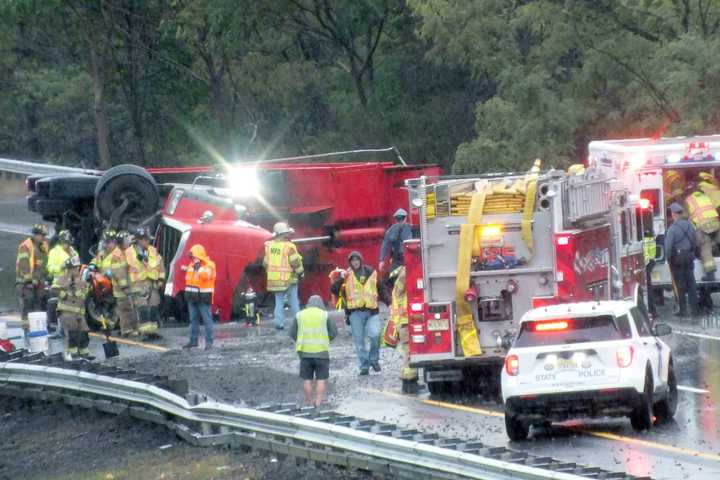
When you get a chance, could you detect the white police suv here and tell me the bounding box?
[501,301,676,441]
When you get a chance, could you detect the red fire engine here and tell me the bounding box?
[402,165,646,395]
[25,150,440,323]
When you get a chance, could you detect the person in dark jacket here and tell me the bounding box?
[379,208,412,274]
[289,295,338,407]
[664,202,699,318]
[331,251,381,376]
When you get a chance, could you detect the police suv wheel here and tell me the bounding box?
[630,369,654,431]
[504,410,529,441]
[654,363,678,423]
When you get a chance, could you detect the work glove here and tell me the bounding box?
[378,260,385,273]
[297,272,305,281]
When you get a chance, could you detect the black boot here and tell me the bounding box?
[402,379,419,394]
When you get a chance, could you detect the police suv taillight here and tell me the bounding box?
[505,354,519,376]
[616,346,634,368]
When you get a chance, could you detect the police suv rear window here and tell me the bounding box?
[514,315,627,347]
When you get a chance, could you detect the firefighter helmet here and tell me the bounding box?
[134,227,150,240]
[101,229,118,243]
[31,224,49,236]
[272,222,294,236]
[57,230,73,244]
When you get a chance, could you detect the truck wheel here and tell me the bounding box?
[654,363,677,423]
[630,370,654,431]
[504,410,529,441]
[94,164,159,226]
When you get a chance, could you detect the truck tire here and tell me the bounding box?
[94,164,159,225]
[504,410,529,441]
[34,197,73,217]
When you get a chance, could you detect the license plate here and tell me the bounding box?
[557,359,578,370]
[427,319,449,331]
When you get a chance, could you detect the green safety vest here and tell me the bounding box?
[295,307,330,354]
[643,236,656,265]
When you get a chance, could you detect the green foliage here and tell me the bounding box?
[1,0,719,174]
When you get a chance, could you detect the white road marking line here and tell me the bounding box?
[675,330,720,342]
[677,385,710,394]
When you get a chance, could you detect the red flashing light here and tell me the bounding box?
[505,354,519,376]
[556,236,570,246]
[533,320,570,332]
[410,303,424,313]
[616,345,634,368]
[639,198,651,210]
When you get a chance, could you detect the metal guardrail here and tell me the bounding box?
[0,158,100,176]
[0,355,645,480]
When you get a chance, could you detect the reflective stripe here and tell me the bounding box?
[686,191,720,232]
[643,237,656,265]
[390,283,408,326]
[296,308,330,354]
[345,269,378,310]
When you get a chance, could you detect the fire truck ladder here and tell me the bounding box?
[564,175,614,224]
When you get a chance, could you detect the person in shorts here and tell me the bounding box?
[289,295,337,407]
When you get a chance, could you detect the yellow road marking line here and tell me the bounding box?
[423,398,504,418]
[588,431,720,462]
[89,332,169,352]
[365,389,720,462]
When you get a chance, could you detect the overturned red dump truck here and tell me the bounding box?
[26,150,440,322]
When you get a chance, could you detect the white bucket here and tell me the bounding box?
[0,322,7,339]
[28,311,47,333]
[28,332,49,354]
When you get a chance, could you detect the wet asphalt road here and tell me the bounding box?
[1,188,720,479]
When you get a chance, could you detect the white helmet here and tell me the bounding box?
[272,222,295,237]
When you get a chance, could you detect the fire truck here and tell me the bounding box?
[589,135,720,295]
[402,164,646,395]
[25,150,440,323]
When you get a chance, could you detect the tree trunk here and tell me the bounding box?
[89,38,111,169]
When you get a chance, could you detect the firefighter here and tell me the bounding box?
[331,251,381,376]
[103,230,136,336]
[126,228,165,339]
[664,169,685,205]
[15,223,49,328]
[698,172,720,207]
[684,188,720,281]
[665,203,699,318]
[181,244,216,350]
[56,256,92,360]
[289,295,338,407]
[389,266,419,394]
[46,230,79,339]
[264,222,304,330]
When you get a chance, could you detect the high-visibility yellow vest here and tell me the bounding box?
[109,247,129,297]
[295,307,330,354]
[699,180,720,209]
[126,245,165,289]
[686,191,720,233]
[390,278,408,326]
[48,245,78,288]
[16,238,47,283]
[265,240,303,292]
[643,236,656,265]
[345,269,378,310]
[95,250,114,271]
